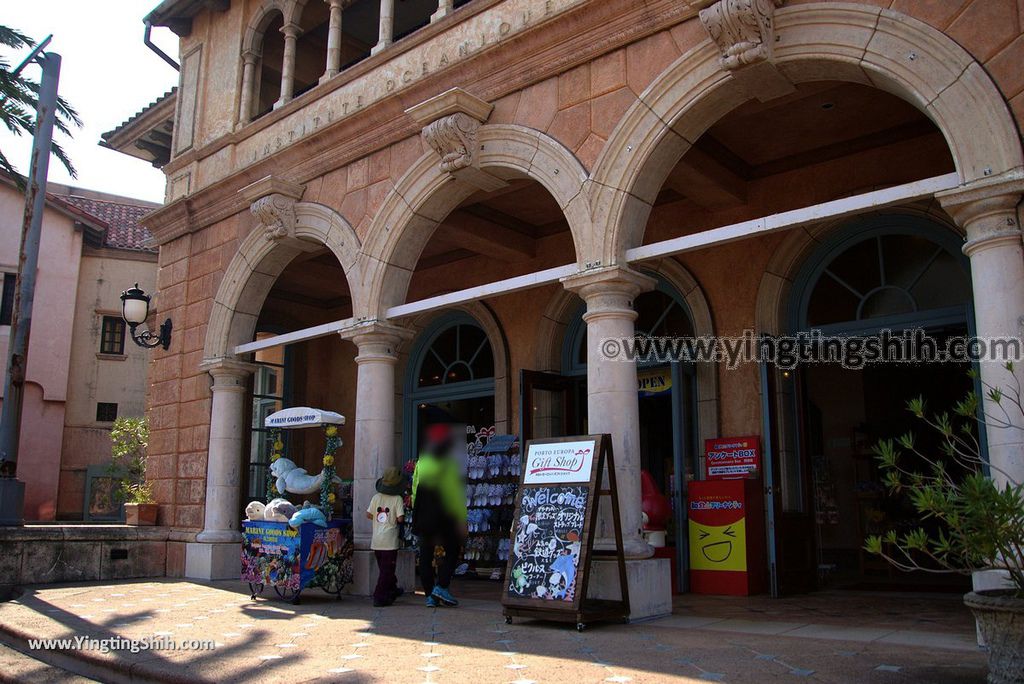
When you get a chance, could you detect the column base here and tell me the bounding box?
[185,542,240,580]
[972,569,1014,646]
[587,557,672,621]
[346,549,416,596]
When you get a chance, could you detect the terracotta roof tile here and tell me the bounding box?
[59,195,157,252]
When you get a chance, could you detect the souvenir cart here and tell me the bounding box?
[242,407,354,604]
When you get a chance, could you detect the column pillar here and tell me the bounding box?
[320,0,345,83]
[275,22,301,109]
[237,50,259,126]
[431,0,454,23]
[339,321,412,548]
[371,0,395,55]
[562,266,657,559]
[186,357,256,580]
[938,173,1024,488]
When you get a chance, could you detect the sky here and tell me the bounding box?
[1,1,180,203]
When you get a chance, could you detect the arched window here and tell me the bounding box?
[404,313,496,457]
[793,216,971,334]
[255,12,285,117]
[414,318,494,389]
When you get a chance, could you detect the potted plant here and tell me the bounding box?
[864,365,1023,683]
[106,417,157,525]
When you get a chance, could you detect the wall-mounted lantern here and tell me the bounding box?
[120,283,172,351]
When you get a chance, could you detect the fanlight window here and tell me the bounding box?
[805,234,970,328]
[416,322,494,388]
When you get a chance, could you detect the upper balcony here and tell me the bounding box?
[140,0,591,203]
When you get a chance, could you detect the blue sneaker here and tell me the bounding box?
[431,586,459,606]
[425,594,439,608]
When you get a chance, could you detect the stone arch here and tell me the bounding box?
[358,124,592,319]
[536,258,719,443]
[203,201,362,361]
[242,0,288,55]
[396,301,511,438]
[753,204,963,336]
[590,2,1024,265]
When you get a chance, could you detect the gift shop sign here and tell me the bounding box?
[704,436,760,479]
[523,440,595,484]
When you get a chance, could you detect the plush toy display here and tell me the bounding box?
[264,497,298,522]
[270,457,341,496]
[245,500,266,521]
[289,506,327,528]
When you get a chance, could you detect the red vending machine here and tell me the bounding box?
[688,436,767,596]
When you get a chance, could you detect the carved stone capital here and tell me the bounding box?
[699,0,784,71]
[250,193,298,241]
[421,112,481,173]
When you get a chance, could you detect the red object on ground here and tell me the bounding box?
[687,478,766,596]
[641,469,672,530]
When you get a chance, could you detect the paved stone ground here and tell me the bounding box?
[0,579,988,683]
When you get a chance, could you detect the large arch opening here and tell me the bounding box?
[782,215,974,593]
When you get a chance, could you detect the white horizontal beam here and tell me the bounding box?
[232,172,962,355]
[385,263,578,319]
[233,317,354,355]
[626,172,960,262]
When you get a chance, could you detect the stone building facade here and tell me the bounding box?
[122,0,1024,615]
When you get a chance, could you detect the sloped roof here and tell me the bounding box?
[60,195,157,253]
[100,89,177,168]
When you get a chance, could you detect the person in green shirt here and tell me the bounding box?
[412,423,467,607]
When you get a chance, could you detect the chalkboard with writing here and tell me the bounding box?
[501,434,630,630]
[506,484,588,603]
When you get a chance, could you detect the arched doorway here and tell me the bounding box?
[403,313,496,457]
[781,214,974,592]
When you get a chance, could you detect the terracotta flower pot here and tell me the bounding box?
[124,503,159,526]
[964,590,1024,684]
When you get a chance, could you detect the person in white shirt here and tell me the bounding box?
[366,466,406,607]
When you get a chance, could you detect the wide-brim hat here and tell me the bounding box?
[376,467,406,495]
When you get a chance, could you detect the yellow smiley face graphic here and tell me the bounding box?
[689,519,747,572]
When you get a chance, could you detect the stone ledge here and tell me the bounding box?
[0,524,173,542]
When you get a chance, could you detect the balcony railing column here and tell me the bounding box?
[432,0,454,22]
[237,50,259,125]
[371,0,395,55]
[275,22,302,108]
[321,0,345,83]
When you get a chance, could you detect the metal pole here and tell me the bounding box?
[0,50,61,525]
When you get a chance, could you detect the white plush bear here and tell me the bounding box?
[264,497,297,522]
[245,500,266,521]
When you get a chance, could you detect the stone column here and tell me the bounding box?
[562,266,656,559]
[320,0,345,83]
[938,173,1024,488]
[339,321,412,548]
[431,0,454,23]
[237,50,259,125]
[275,22,301,109]
[186,357,256,580]
[371,0,395,55]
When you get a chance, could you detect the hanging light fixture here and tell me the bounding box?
[120,283,172,350]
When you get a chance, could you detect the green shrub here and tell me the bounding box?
[864,364,1024,596]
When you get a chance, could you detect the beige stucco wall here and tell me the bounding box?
[58,250,157,519]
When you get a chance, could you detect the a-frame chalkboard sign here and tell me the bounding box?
[501,434,629,631]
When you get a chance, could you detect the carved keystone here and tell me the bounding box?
[239,175,306,243]
[698,0,793,102]
[406,88,506,192]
